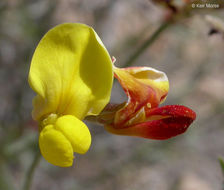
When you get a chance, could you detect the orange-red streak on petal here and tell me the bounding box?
[113,68,160,127]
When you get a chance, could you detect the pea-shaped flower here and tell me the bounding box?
[29,23,196,168]
[98,65,196,140]
[28,23,113,167]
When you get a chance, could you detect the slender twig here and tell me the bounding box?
[23,150,41,190]
[123,21,171,67]
[219,158,224,190]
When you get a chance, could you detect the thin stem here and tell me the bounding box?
[123,21,171,67]
[23,150,41,190]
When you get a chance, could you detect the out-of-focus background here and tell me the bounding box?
[0,0,224,190]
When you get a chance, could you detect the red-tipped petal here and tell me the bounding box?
[146,105,196,119]
[105,105,196,140]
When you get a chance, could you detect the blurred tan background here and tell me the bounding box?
[0,0,224,190]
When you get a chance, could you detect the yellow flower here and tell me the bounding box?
[28,23,113,167]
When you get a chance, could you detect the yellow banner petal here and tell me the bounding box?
[29,23,113,121]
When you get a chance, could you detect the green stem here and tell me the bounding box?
[123,21,171,67]
[23,150,41,190]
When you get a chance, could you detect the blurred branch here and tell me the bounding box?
[219,158,224,176]
[0,166,13,190]
[123,21,171,67]
[22,150,41,190]
[205,15,224,36]
[219,158,224,190]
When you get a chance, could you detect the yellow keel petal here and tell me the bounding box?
[39,115,91,167]
[39,125,74,167]
[55,115,91,154]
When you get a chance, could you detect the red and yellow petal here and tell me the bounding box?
[105,105,196,140]
[113,66,169,127]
